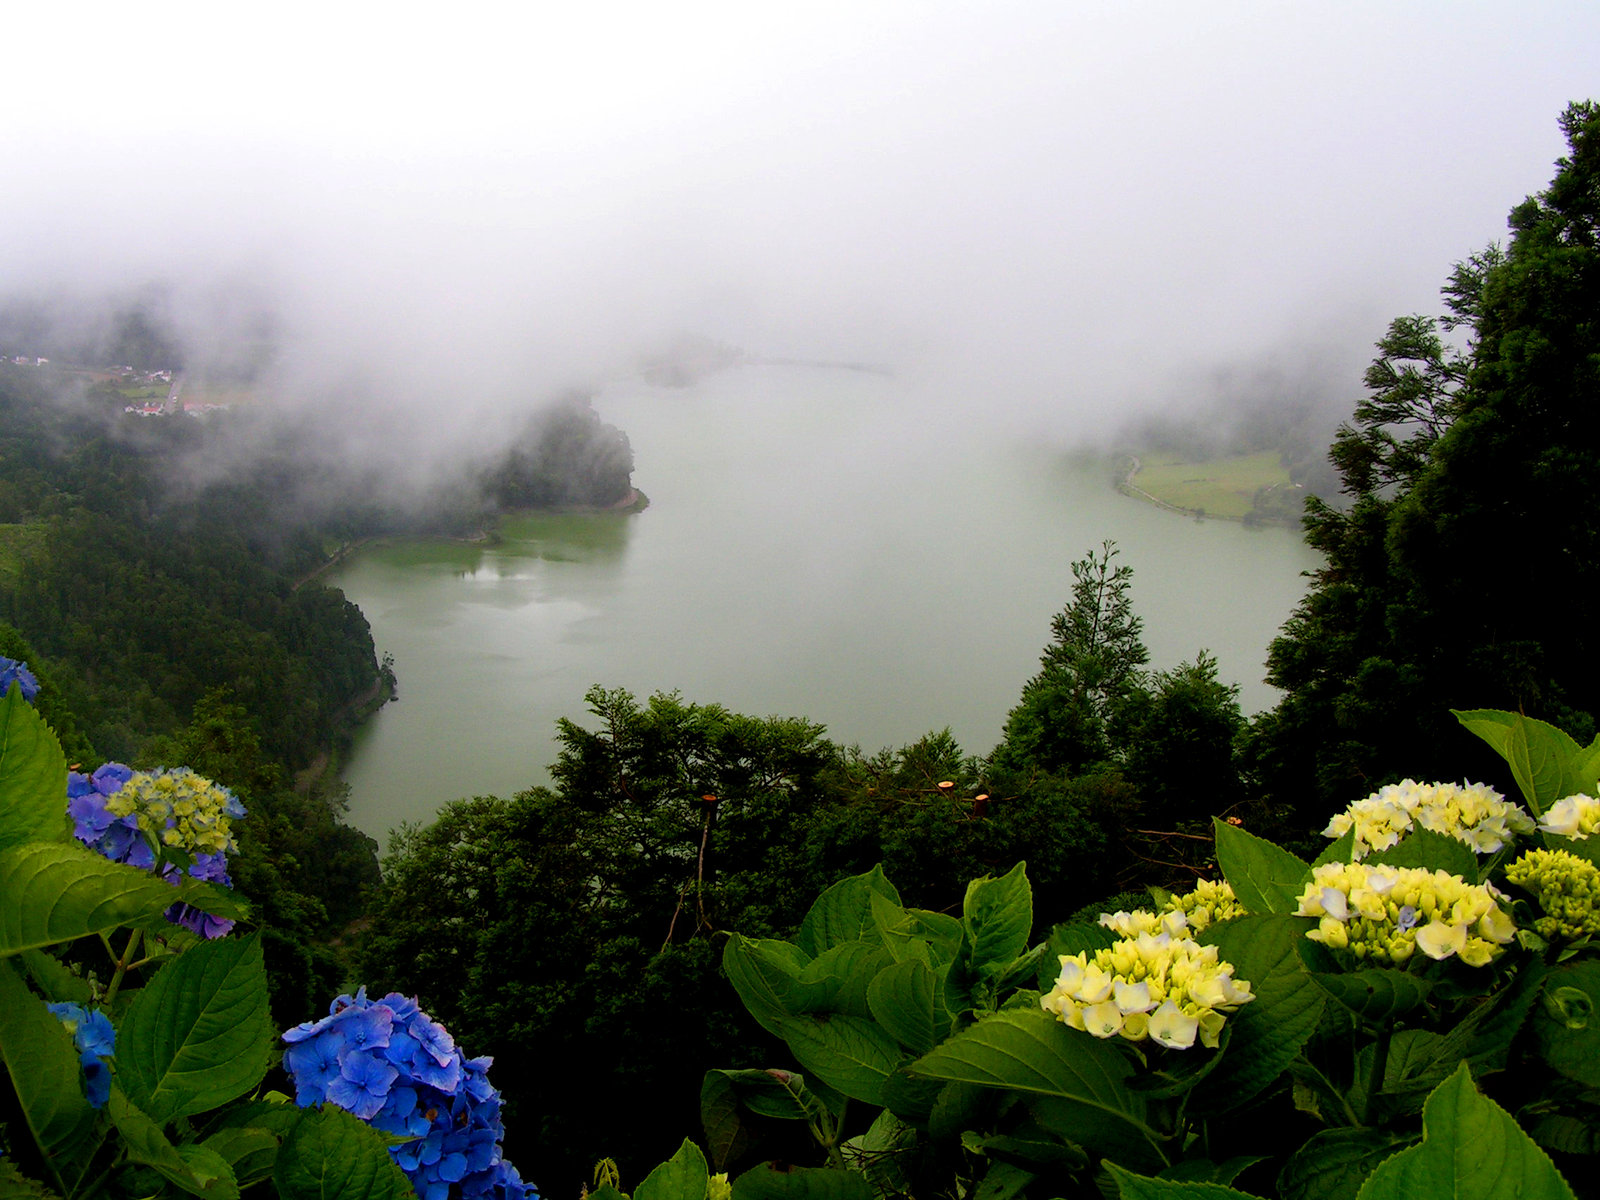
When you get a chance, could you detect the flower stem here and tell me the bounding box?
[102,928,143,1005]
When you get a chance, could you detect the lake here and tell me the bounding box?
[333,365,1323,841]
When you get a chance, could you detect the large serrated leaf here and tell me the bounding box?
[1366,829,1480,884]
[772,1013,904,1106]
[1354,1062,1577,1200]
[962,863,1032,978]
[731,1163,873,1200]
[796,866,901,957]
[634,1138,709,1200]
[1311,828,1357,869]
[1213,820,1311,915]
[0,842,196,956]
[799,941,890,1018]
[1297,940,1432,1025]
[0,958,101,1195]
[0,688,69,852]
[910,1009,1161,1162]
[1453,709,1600,817]
[201,1126,281,1190]
[868,958,945,1053]
[1532,958,1600,1087]
[108,1087,239,1199]
[1196,915,1323,1112]
[722,935,817,1037]
[1104,1162,1265,1198]
[117,934,273,1123]
[700,1070,749,1172]
[1276,1127,1416,1200]
[272,1106,413,1200]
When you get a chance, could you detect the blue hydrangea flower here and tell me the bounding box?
[282,989,535,1199]
[47,1003,115,1109]
[0,656,39,704]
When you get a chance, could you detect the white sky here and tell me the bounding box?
[2,2,1597,444]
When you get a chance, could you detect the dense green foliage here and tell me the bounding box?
[1254,102,1600,822]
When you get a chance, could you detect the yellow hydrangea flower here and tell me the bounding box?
[1041,915,1253,1050]
[1295,862,1514,966]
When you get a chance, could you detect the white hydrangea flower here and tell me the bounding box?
[1323,780,1534,860]
[1539,794,1600,840]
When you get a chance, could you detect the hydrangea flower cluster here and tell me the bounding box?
[68,764,244,939]
[283,988,534,1200]
[1163,878,1247,932]
[0,655,39,703]
[47,1002,115,1108]
[1295,862,1516,966]
[1042,911,1255,1050]
[1505,848,1600,941]
[1322,779,1534,859]
[1538,794,1600,840]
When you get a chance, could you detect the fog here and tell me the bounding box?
[2,3,1597,473]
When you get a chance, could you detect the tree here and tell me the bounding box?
[992,541,1150,775]
[1254,102,1600,821]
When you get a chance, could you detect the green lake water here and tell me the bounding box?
[333,366,1323,841]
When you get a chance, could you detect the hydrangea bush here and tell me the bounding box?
[689,707,1600,1199]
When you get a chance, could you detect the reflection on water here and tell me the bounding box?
[335,365,1322,841]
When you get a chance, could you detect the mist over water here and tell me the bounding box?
[336,365,1321,839]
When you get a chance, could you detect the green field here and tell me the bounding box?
[1128,450,1292,520]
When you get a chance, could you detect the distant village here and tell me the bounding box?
[0,355,230,417]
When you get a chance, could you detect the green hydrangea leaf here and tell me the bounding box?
[1311,828,1357,869]
[201,1126,283,1190]
[634,1138,709,1200]
[108,1087,240,1199]
[772,1013,904,1105]
[962,863,1033,978]
[1213,819,1311,915]
[911,1008,1162,1165]
[1104,1162,1265,1198]
[116,933,273,1123]
[0,958,101,1196]
[0,842,205,956]
[0,687,69,852]
[272,1105,413,1200]
[722,935,817,1037]
[796,866,901,957]
[799,941,891,1018]
[1354,1062,1576,1200]
[1453,709,1600,817]
[700,1070,750,1172]
[1196,915,1323,1112]
[731,1163,872,1200]
[867,958,945,1053]
[1366,829,1480,884]
[1532,958,1600,1087]
[1276,1127,1417,1200]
